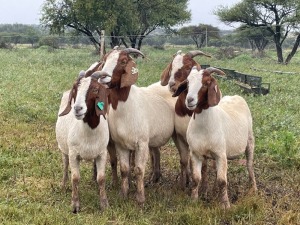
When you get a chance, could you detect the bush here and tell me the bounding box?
[215,47,241,59]
[0,41,13,49]
[38,36,59,49]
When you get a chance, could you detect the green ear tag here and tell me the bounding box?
[97,102,104,110]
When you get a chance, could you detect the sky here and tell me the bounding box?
[0,0,240,30]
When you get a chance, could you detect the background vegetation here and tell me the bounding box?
[0,44,299,224]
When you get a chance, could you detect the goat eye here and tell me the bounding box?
[92,89,99,94]
[121,60,127,65]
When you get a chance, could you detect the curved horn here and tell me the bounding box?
[78,70,85,78]
[206,67,226,76]
[186,50,211,58]
[123,48,145,58]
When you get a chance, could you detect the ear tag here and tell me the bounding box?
[131,67,138,74]
[97,102,104,110]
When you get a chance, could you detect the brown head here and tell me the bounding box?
[59,72,108,129]
[173,67,225,115]
[95,47,144,88]
[160,50,211,94]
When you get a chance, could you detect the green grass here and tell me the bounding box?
[0,46,299,224]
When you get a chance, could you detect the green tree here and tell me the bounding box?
[41,0,114,52]
[41,0,190,51]
[215,0,300,64]
[178,24,220,48]
[236,25,272,53]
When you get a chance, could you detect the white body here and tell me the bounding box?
[55,76,110,212]
[108,85,174,149]
[187,95,252,160]
[146,82,191,188]
[56,90,109,161]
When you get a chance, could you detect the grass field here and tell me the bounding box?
[0,45,299,224]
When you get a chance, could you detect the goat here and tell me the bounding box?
[93,48,175,206]
[55,72,109,213]
[173,66,257,209]
[146,81,191,189]
[160,50,211,94]
[82,61,162,186]
[159,50,211,189]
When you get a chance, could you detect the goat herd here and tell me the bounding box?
[55,47,257,213]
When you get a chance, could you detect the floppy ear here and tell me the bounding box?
[59,87,76,116]
[207,78,221,107]
[95,84,108,119]
[160,63,172,86]
[172,80,188,97]
[120,60,138,88]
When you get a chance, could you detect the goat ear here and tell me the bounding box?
[120,60,138,88]
[207,78,221,107]
[95,84,108,119]
[172,80,188,97]
[160,63,172,86]
[59,87,76,116]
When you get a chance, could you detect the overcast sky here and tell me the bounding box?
[0,0,240,30]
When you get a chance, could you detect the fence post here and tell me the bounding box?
[100,30,105,60]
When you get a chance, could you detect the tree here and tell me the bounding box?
[236,25,272,53]
[41,0,114,52]
[0,24,41,47]
[215,0,300,64]
[41,0,190,51]
[178,24,220,48]
[121,0,190,50]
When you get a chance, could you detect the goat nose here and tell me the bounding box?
[74,106,83,112]
[187,97,194,104]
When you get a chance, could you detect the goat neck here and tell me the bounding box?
[107,86,131,110]
[175,90,193,117]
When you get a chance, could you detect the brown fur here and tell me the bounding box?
[160,54,201,92]
[120,60,138,88]
[172,70,221,115]
[194,72,221,114]
[59,79,81,117]
[107,86,131,110]
[175,90,193,117]
[160,62,172,86]
[84,61,103,77]
[83,79,108,129]
[59,78,108,129]
[101,50,140,110]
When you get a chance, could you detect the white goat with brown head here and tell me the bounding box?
[173,66,257,209]
[160,50,211,93]
[94,48,175,206]
[159,50,212,189]
[56,72,109,213]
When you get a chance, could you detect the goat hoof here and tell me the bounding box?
[222,202,231,210]
[72,206,80,214]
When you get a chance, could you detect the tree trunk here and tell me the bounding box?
[285,33,300,64]
[110,32,122,48]
[137,36,144,50]
[273,27,284,63]
[128,36,137,48]
[274,41,284,63]
[121,38,128,48]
